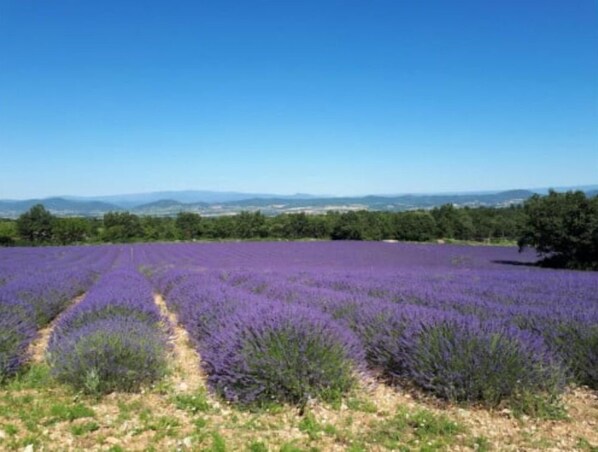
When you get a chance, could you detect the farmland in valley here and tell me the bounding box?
[0,242,597,450]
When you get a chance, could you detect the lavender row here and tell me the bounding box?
[0,245,118,288]
[143,242,598,394]
[47,266,170,393]
[2,241,596,402]
[215,270,567,403]
[0,247,118,381]
[291,270,598,388]
[154,268,365,406]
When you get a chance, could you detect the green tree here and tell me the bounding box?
[203,216,236,239]
[308,215,333,239]
[0,220,17,246]
[52,217,91,244]
[331,211,365,240]
[393,211,437,241]
[175,212,202,240]
[16,204,55,244]
[141,216,176,241]
[431,204,474,240]
[102,212,142,242]
[283,213,310,239]
[519,190,598,269]
[235,211,267,239]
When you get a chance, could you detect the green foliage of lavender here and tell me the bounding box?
[202,303,365,406]
[48,318,168,394]
[550,324,598,389]
[404,319,566,406]
[47,267,170,394]
[0,246,118,381]
[0,311,36,382]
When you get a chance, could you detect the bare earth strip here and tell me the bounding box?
[153,293,205,393]
[28,293,86,364]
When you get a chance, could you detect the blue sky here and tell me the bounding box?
[1,0,596,199]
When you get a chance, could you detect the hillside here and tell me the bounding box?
[1,187,596,218]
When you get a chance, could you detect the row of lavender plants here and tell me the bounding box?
[219,270,567,406]
[143,240,597,409]
[151,269,557,409]
[292,269,598,390]
[1,242,596,406]
[47,265,170,394]
[153,269,365,406]
[0,247,119,382]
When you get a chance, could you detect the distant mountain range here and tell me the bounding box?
[63,190,323,208]
[0,186,596,219]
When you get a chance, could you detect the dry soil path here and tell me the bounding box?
[153,293,205,393]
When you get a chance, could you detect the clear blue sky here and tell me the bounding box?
[1,0,596,199]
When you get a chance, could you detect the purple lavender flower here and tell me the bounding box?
[201,302,365,406]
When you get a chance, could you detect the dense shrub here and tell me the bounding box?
[202,303,365,406]
[0,311,36,382]
[510,309,598,389]
[549,323,598,389]
[47,318,169,394]
[347,302,445,379]
[47,268,171,393]
[404,317,565,406]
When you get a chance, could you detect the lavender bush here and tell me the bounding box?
[47,267,170,393]
[47,318,168,393]
[403,317,565,405]
[147,242,595,407]
[548,322,598,389]
[201,303,365,406]
[0,246,117,380]
[0,311,36,382]
[347,302,445,379]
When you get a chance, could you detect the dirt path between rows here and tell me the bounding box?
[153,293,205,393]
[28,293,86,364]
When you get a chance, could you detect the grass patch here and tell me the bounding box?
[298,412,322,440]
[576,437,598,451]
[247,441,269,451]
[368,406,463,450]
[211,431,227,451]
[346,397,377,413]
[510,391,568,420]
[279,442,304,452]
[0,359,593,451]
[5,364,53,390]
[471,436,492,452]
[70,421,100,436]
[49,402,95,422]
[173,391,210,414]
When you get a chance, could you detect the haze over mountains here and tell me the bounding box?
[0,186,596,219]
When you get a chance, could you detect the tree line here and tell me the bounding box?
[1,190,596,269]
[0,204,525,245]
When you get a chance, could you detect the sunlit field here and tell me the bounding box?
[1,242,597,451]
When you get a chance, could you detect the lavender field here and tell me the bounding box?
[1,241,597,450]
